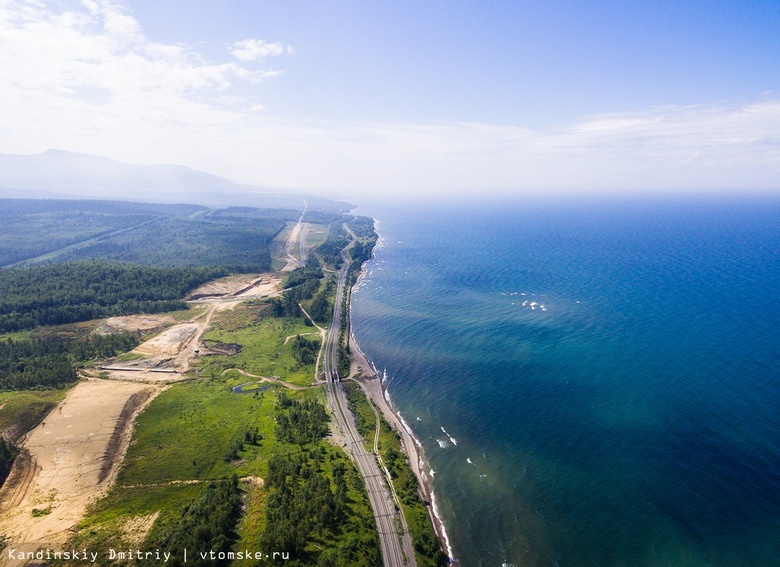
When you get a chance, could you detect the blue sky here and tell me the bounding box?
[1,0,779,200]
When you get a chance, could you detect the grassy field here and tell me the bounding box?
[197,303,321,387]
[72,368,378,565]
[70,482,203,555]
[269,221,297,271]
[0,388,71,441]
[304,224,329,250]
[117,373,282,485]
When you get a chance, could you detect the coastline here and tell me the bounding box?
[347,236,455,564]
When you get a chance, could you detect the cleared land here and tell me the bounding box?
[186,273,282,300]
[0,379,158,562]
[0,274,284,561]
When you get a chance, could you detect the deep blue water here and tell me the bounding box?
[350,196,780,567]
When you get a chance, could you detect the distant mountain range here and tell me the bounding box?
[0,149,348,211]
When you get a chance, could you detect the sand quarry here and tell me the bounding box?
[0,274,281,563]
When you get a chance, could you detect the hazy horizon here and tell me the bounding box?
[1,1,779,201]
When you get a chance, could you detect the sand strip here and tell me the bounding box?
[348,263,454,563]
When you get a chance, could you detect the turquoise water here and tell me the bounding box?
[350,197,780,567]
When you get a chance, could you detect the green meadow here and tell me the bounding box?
[72,371,379,565]
[197,302,321,387]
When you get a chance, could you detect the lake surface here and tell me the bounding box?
[350,196,780,567]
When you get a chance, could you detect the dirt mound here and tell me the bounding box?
[187,273,281,299]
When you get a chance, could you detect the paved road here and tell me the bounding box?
[322,239,415,567]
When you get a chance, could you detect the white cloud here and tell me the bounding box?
[230,39,288,62]
[0,0,281,138]
[0,1,778,201]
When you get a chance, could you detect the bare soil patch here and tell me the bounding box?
[94,314,176,335]
[0,379,159,556]
[133,323,199,357]
[187,273,281,300]
[281,223,303,272]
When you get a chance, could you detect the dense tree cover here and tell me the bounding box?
[347,233,378,288]
[1,198,303,270]
[270,269,323,319]
[0,199,206,267]
[262,396,380,566]
[151,478,243,567]
[263,453,348,561]
[318,224,350,268]
[208,206,344,225]
[0,332,140,390]
[291,335,320,366]
[207,207,301,222]
[302,210,348,225]
[282,263,324,289]
[58,216,283,270]
[0,437,19,487]
[308,280,335,323]
[345,216,377,240]
[275,393,329,445]
[349,240,374,267]
[0,261,230,332]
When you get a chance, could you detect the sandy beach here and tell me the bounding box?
[348,305,454,562]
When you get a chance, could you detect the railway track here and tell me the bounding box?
[322,234,415,567]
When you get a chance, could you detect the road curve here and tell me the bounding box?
[322,234,415,567]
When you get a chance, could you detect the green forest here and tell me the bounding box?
[0,261,229,332]
[0,198,322,271]
[147,478,244,567]
[262,394,380,566]
[0,199,205,267]
[0,437,19,487]
[56,216,284,270]
[0,332,140,390]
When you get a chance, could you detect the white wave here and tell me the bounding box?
[416,416,422,421]
[397,412,416,439]
[467,457,473,464]
[441,426,458,446]
[437,439,449,448]
[522,300,528,306]
[520,292,526,296]
[429,489,454,560]
[429,468,435,477]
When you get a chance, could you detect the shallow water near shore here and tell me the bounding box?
[350,196,780,567]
